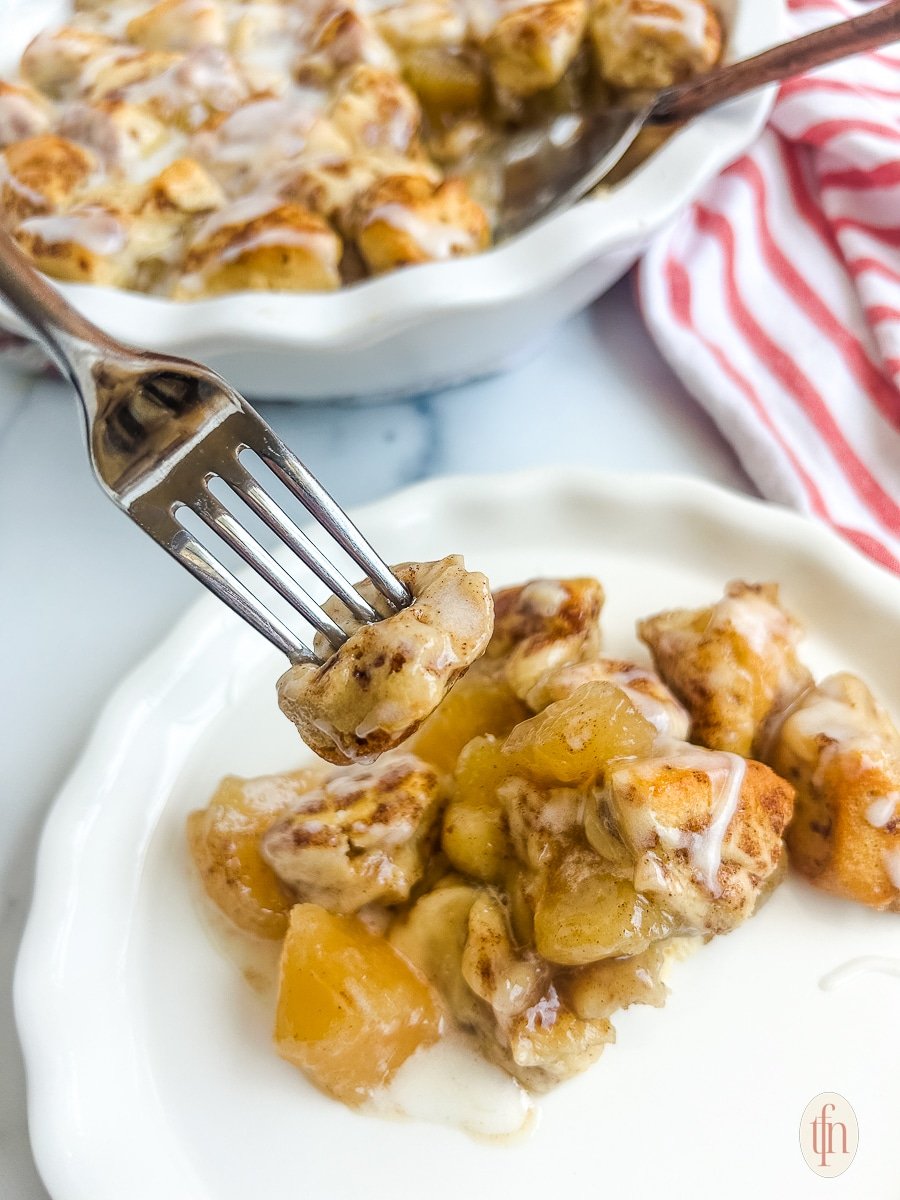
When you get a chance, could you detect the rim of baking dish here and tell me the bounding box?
[0,0,785,355]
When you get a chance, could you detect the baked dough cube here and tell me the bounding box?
[1,135,96,225]
[591,0,722,91]
[84,48,183,102]
[277,555,494,764]
[770,673,900,912]
[351,173,489,273]
[485,0,588,98]
[57,98,170,170]
[174,194,342,295]
[328,64,423,157]
[140,155,225,215]
[461,891,614,1089]
[129,157,225,286]
[20,27,119,99]
[14,202,133,286]
[261,754,443,912]
[187,765,327,938]
[487,577,604,702]
[94,47,249,133]
[192,96,344,195]
[126,0,228,52]
[298,2,399,85]
[229,3,304,93]
[373,0,468,54]
[603,743,794,935]
[280,155,385,226]
[0,83,51,148]
[638,581,813,757]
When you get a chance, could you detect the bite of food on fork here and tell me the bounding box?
[277,555,494,764]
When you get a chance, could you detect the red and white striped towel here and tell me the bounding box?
[639,0,900,573]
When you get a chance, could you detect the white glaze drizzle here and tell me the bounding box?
[363,202,476,258]
[0,91,49,147]
[0,155,47,207]
[625,0,709,50]
[638,739,747,894]
[819,956,900,992]
[521,579,570,617]
[364,1030,534,1140]
[18,208,128,255]
[192,190,285,239]
[867,791,899,829]
[883,848,900,890]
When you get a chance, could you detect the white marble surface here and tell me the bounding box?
[0,279,751,1199]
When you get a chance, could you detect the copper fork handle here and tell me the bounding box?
[653,0,900,124]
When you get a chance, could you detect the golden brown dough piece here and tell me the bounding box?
[601,741,795,934]
[192,96,351,197]
[20,27,118,99]
[0,83,51,148]
[1,135,95,225]
[140,155,225,217]
[373,0,468,55]
[260,754,442,913]
[15,202,134,286]
[174,195,343,296]
[351,173,490,273]
[91,47,249,132]
[277,555,494,764]
[769,673,900,912]
[126,0,227,52]
[299,2,400,85]
[57,97,170,170]
[591,0,722,91]
[485,0,588,98]
[638,581,813,757]
[188,765,329,938]
[391,883,614,1090]
[487,576,604,702]
[329,64,423,158]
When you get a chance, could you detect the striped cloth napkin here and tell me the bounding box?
[638,0,900,573]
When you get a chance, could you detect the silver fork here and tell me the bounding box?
[0,231,411,663]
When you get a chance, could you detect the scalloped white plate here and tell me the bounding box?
[15,469,900,1200]
[0,0,784,398]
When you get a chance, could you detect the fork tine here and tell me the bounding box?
[192,491,349,650]
[170,526,316,663]
[258,439,412,612]
[221,458,381,626]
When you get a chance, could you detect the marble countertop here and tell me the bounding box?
[0,279,751,1198]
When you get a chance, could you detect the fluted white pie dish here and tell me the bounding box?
[15,468,900,1200]
[0,0,783,399]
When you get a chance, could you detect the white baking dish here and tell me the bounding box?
[0,0,784,399]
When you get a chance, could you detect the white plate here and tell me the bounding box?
[15,469,900,1200]
[0,0,783,398]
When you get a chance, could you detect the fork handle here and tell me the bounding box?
[652,0,900,124]
[0,229,120,386]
